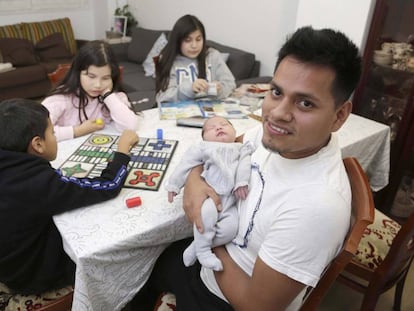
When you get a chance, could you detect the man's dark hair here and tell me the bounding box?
[276,26,362,106]
[0,98,50,152]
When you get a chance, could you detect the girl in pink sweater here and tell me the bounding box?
[42,40,140,141]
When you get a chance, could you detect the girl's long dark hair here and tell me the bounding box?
[49,40,124,122]
[155,14,207,93]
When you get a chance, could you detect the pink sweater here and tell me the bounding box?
[41,92,139,141]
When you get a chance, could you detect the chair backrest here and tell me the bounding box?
[369,209,414,292]
[37,291,73,311]
[47,63,72,86]
[47,64,124,87]
[299,157,375,310]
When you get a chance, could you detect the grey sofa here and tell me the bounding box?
[110,27,270,110]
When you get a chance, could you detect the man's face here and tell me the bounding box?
[261,56,350,159]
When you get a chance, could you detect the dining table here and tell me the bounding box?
[52,107,390,311]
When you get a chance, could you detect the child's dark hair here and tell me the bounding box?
[0,98,49,152]
[155,14,207,93]
[276,26,362,106]
[49,40,124,121]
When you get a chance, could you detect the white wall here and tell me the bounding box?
[295,0,376,53]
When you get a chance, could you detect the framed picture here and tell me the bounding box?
[113,15,127,37]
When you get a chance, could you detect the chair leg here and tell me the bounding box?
[393,273,409,311]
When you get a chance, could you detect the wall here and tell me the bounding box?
[295,0,376,53]
[0,0,376,77]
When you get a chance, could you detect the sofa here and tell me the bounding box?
[110,26,271,110]
[0,17,84,101]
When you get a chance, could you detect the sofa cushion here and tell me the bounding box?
[143,32,168,77]
[35,33,73,61]
[0,23,24,39]
[207,40,256,80]
[0,38,37,66]
[128,27,168,64]
[21,17,77,55]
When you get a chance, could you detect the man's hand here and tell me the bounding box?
[183,165,221,233]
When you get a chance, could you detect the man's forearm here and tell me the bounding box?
[213,246,250,310]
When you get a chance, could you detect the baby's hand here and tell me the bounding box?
[192,79,209,94]
[233,185,249,200]
[117,130,139,154]
[168,191,177,203]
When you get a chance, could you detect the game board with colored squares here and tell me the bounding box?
[59,133,178,191]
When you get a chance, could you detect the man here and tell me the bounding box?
[132,26,361,311]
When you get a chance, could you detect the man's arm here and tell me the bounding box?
[183,165,221,232]
[213,246,305,311]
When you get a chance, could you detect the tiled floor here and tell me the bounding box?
[318,261,414,310]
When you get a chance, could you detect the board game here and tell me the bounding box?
[59,133,178,191]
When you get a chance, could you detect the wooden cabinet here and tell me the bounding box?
[352,0,414,217]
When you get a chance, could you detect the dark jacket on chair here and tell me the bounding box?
[0,149,130,294]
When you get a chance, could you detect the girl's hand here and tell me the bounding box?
[101,85,113,97]
[213,81,222,94]
[74,119,104,138]
[183,166,221,233]
[192,79,209,93]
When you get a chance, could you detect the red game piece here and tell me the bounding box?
[126,196,142,208]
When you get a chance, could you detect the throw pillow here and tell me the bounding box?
[35,33,73,61]
[21,17,77,54]
[128,27,169,64]
[0,38,37,66]
[221,52,230,63]
[143,32,168,77]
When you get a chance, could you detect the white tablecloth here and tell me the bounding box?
[52,108,390,311]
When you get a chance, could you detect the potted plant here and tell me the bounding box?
[114,4,138,36]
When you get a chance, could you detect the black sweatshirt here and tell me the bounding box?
[0,149,130,294]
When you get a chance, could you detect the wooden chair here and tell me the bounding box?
[37,291,73,311]
[0,282,73,311]
[299,157,375,310]
[47,63,72,86]
[336,207,414,310]
[47,64,124,87]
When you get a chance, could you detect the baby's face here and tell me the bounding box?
[202,116,236,143]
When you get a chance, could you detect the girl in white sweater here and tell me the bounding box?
[155,14,236,103]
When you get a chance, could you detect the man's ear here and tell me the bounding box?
[27,136,45,155]
[332,100,352,132]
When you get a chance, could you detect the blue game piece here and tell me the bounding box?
[157,128,163,140]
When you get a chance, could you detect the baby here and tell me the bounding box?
[165,116,254,271]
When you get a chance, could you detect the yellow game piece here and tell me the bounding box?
[95,118,103,125]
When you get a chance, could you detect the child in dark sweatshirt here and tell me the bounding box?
[0,98,139,294]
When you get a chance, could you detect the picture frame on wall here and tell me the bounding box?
[113,15,127,37]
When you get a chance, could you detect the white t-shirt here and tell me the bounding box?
[201,125,351,310]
